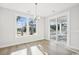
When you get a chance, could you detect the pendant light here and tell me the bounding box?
[34,3,38,21]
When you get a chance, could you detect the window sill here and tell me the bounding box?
[16,33,37,38]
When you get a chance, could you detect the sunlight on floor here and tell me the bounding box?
[31,46,43,55]
[10,45,44,55]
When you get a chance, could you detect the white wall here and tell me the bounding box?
[69,5,79,49]
[0,7,45,48]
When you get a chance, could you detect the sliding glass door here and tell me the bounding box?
[50,15,67,44]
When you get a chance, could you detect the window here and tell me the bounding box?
[17,16,27,36]
[50,19,56,40]
[29,18,36,35]
[57,16,67,43]
[17,16,36,37]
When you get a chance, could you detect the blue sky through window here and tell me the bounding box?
[17,16,35,28]
[17,16,27,28]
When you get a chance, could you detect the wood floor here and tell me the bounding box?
[0,40,48,55]
[0,39,79,55]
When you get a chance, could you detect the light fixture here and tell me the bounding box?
[34,3,38,21]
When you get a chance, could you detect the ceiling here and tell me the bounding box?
[0,3,78,17]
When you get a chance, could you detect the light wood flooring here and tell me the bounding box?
[0,40,48,55]
[0,39,79,55]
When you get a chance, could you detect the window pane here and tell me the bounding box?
[57,16,67,43]
[50,19,56,40]
[17,16,27,36]
[29,18,36,35]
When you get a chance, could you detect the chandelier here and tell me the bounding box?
[34,3,38,21]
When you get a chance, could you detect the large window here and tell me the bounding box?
[17,16,36,37]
